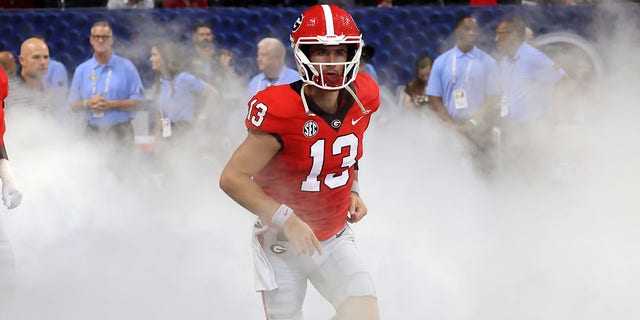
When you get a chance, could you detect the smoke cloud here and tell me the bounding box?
[1,4,640,320]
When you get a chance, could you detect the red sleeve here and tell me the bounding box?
[245,86,299,136]
[353,72,381,114]
[0,68,7,148]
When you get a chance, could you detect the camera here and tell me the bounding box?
[417,95,429,106]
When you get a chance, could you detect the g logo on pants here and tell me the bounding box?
[270,244,287,254]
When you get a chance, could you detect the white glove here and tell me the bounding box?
[0,159,22,209]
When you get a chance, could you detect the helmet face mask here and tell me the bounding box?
[291,4,363,90]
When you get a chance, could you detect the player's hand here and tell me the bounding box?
[2,183,22,210]
[0,159,22,210]
[282,215,323,256]
[347,192,367,223]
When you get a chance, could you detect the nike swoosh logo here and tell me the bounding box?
[335,228,346,238]
[351,116,364,125]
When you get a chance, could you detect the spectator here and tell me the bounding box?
[402,55,432,110]
[358,44,378,83]
[426,14,500,173]
[427,14,499,134]
[248,37,300,97]
[0,66,24,316]
[188,23,236,89]
[149,40,220,166]
[495,17,566,124]
[107,0,155,9]
[162,0,207,8]
[68,21,144,152]
[495,17,567,177]
[5,38,59,115]
[377,0,393,6]
[31,37,69,92]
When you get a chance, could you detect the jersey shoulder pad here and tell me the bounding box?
[245,85,301,133]
[352,73,380,113]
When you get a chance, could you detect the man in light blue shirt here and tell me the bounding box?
[495,17,567,179]
[427,14,500,127]
[43,58,68,91]
[427,14,501,174]
[248,37,300,97]
[68,21,144,148]
[495,18,566,124]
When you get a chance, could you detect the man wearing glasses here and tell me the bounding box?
[495,17,567,178]
[68,21,144,154]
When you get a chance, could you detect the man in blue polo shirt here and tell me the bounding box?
[427,14,500,173]
[495,17,567,179]
[427,14,500,128]
[248,37,300,97]
[68,21,144,149]
[495,17,566,124]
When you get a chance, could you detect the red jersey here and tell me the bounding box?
[0,68,7,148]
[245,74,380,241]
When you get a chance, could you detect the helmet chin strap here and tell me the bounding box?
[300,83,316,117]
[300,82,369,117]
[344,85,370,115]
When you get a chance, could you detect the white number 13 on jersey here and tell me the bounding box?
[301,133,358,192]
[247,99,267,127]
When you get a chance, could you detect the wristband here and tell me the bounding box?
[83,99,88,108]
[351,180,360,194]
[271,204,295,228]
[468,119,477,127]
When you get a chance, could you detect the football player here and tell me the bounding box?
[219,4,379,320]
[0,65,24,316]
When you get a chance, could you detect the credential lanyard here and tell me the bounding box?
[91,67,113,96]
[452,54,473,89]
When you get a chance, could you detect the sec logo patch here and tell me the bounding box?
[303,120,318,138]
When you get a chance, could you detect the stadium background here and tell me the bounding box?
[1,4,637,90]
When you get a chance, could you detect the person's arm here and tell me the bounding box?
[98,97,141,112]
[95,62,144,112]
[347,170,367,223]
[71,93,105,112]
[219,130,323,256]
[428,95,455,123]
[402,93,414,110]
[0,144,21,210]
[68,70,88,112]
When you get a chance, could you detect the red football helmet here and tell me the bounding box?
[290,4,363,90]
